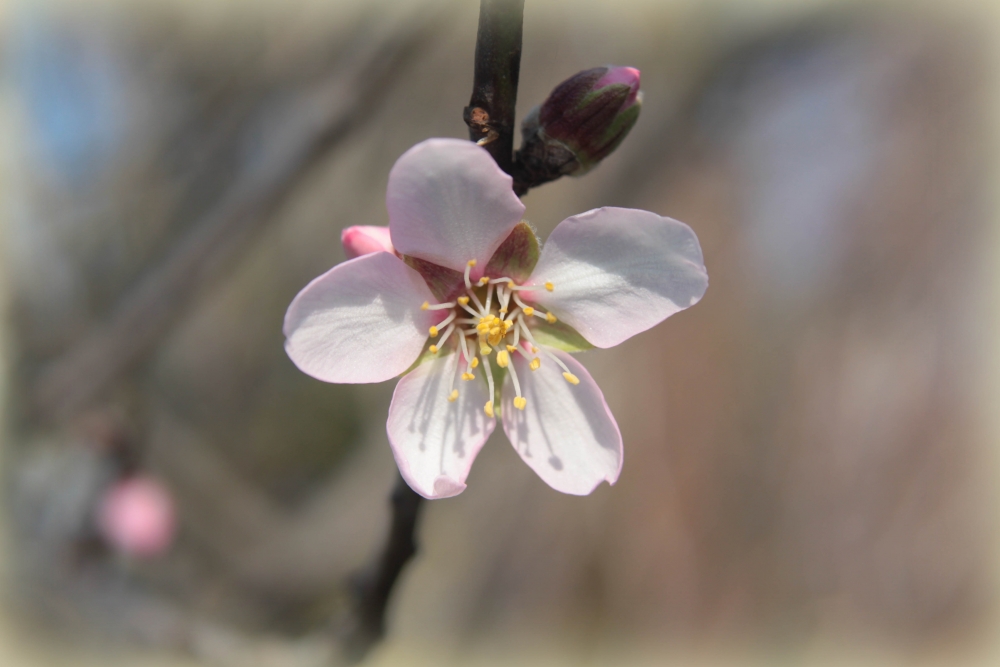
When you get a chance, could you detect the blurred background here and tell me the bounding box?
[2,0,1000,665]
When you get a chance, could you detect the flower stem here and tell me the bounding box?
[464,0,525,175]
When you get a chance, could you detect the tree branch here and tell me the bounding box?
[463,0,525,175]
[340,3,527,662]
[340,474,424,663]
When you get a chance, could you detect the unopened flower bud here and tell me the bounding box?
[341,225,395,259]
[517,66,641,186]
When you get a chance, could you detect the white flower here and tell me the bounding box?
[284,138,708,498]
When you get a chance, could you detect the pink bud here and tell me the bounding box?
[97,476,176,558]
[595,66,641,107]
[530,65,643,176]
[341,225,395,259]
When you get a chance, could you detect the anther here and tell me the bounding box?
[479,276,490,285]
[421,301,430,310]
[429,345,438,354]
[545,281,554,292]
[458,296,470,306]
[563,372,580,385]
[462,372,475,381]
[484,401,495,418]
[470,357,480,368]
[523,307,535,316]
[513,396,527,410]
[546,313,557,323]
[448,389,459,402]
[467,259,477,267]
[496,350,510,368]
[530,358,541,371]
[506,345,517,353]
[428,325,439,337]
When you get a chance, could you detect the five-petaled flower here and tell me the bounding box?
[284,138,708,499]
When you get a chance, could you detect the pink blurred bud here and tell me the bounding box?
[97,476,176,558]
[341,225,395,259]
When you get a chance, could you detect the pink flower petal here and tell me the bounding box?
[525,207,707,348]
[97,476,176,558]
[284,252,439,383]
[501,348,622,495]
[387,352,495,499]
[341,225,395,259]
[387,138,525,273]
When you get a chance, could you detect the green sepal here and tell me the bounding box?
[530,320,593,352]
[484,222,539,282]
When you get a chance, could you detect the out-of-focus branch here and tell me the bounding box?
[340,474,424,663]
[463,0,524,175]
[30,18,436,424]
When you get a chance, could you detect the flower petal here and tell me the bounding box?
[526,207,708,348]
[387,352,496,499]
[284,252,438,384]
[502,348,622,495]
[341,225,395,259]
[387,138,525,273]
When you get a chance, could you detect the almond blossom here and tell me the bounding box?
[284,138,708,499]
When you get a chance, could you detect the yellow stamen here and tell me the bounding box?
[499,307,508,314]
[421,301,430,310]
[429,345,438,353]
[462,372,475,381]
[479,276,490,285]
[531,345,539,353]
[480,345,492,356]
[506,345,517,353]
[458,296,470,306]
[544,281,554,292]
[448,389,459,402]
[530,357,541,371]
[513,396,527,410]
[470,357,480,368]
[467,259,477,267]
[545,312,557,324]
[484,401,495,418]
[523,306,535,316]
[429,325,439,337]
[496,350,510,368]
[563,372,580,385]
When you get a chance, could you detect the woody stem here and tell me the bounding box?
[464,0,525,175]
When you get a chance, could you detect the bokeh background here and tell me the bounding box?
[2,0,1000,665]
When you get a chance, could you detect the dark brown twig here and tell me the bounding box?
[340,474,425,663]
[341,2,527,661]
[463,0,525,175]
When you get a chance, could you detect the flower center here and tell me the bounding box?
[419,259,578,417]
